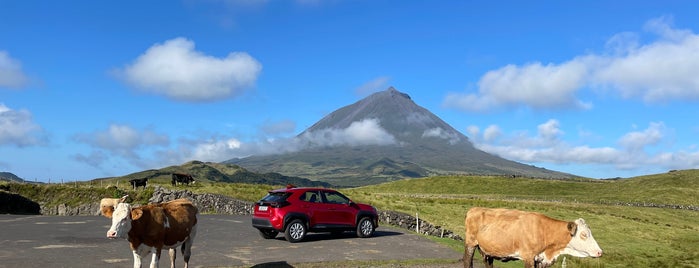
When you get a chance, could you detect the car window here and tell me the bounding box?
[261,192,290,202]
[300,191,320,203]
[322,191,349,204]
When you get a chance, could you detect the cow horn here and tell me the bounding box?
[119,195,129,203]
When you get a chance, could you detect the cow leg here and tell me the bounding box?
[182,225,197,268]
[168,248,176,268]
[523,259,535,268]
[132,251,143,268]
[463,244,475,268]
[483,256,494,268]
[150,247,161,268]
[132,244,154,268]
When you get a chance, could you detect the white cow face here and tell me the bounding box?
[564,218,603,258]
[107,203,132,239]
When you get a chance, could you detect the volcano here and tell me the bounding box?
[226,87,573,186]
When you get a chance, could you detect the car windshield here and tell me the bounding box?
[261,192,290,202]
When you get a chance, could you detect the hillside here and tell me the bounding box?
[0,172,24,183]
[95,161,332,187]
[344,169,699,268]
[228,87,575,186]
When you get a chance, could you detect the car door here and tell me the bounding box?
[319,190,356,227]
[299,190,324,227]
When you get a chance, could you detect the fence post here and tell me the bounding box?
[416,212,419,234]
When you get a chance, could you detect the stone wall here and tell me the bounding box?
[377,210,462,241]
[41,202,101,216]
[33,186,462,242]
[149,186,254,215]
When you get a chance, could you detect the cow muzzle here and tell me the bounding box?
[593,250,603,257]
[106,231,118,239]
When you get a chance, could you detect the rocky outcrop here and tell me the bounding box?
[0,191,40,214]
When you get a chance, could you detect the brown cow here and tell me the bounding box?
[99,195,127,218]
[107,199,198,268]
[464,207,603,268]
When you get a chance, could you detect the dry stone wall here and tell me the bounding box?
[32,186,462,242]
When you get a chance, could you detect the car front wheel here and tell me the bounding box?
[258,229,279,239]
[284,219,306,243]
[356,217,375,238]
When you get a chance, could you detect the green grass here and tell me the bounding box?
[3,170,698,268]
[341,171,699,268]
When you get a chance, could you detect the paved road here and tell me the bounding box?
[0,214,463,268]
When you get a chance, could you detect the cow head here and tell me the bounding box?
[100,195,128,219]
[106,202,142,239]
[563,218,603,258]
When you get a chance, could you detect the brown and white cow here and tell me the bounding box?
[107,199,198,268]
[464,207,603,268]
[99,195,128,218]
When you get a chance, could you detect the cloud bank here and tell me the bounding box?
[468,119,699,176]
[444,16,699,111]
[74,118,397,170]
[72,124,170,168]
[118,37,262,102]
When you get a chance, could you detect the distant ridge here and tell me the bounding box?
[0,172,24,183]
[227,87,575,186]
[98,161,332,188]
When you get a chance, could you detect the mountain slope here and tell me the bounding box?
[228,87,575,186]
[0,172,24,183]
[96,161,331,187]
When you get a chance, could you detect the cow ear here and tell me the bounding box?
[103,207,114,218]
[567,221,578,236]
[131,208,143,220]
[119,195,129,203]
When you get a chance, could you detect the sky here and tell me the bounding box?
[2,1,699,182]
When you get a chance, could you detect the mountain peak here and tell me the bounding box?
[229,87,574,186]
[304,87,452,142]
[384,86,411,100]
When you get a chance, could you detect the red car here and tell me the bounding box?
[251,186,379,243]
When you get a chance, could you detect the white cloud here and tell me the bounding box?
[617,122,665,152]
[592,17,699,103]
[300,118,396,147]
[537,119,563,141]
[469,120,699,176]
[0,51,29,89]
[444,59,592,111]
[118,37,262,102]
[190,138,243,162]
[422,127,461,144]
[444,16,699,111]
[482,125,501,142]
[0,104,46,146]
[146,118,397,167]
[73,124,169,161]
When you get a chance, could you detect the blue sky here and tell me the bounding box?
[2,1,699,182]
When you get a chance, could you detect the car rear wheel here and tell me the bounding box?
[258,229,279,239]
[284,219,306,243]
[356,217,375,238]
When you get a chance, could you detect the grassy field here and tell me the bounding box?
[3,169,698,267]
[342,171,699,268]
